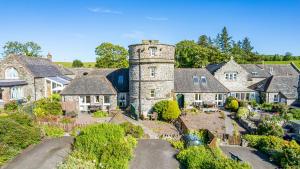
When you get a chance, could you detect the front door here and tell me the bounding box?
[176,94,184,109]
[79,96,91,112]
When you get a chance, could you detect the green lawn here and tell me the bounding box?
[55,62,96,68]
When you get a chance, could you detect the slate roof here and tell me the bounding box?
[0,80,27,87]
[206,62,225,74]
[61,75,116,95]
[174,68,229,93]
[15,55,72,78]
[242,64,299,78]
[252,75,299,99]
[89,68,129,92]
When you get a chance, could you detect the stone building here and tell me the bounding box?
[0,54,73,107]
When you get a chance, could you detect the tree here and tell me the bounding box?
[95,42,128,68]
[215,27,232,53]
[283,52,293,61]
[197,35,209,47]
[257,116,284,137]
[72,59,84,68]
[153,100,181,121]
[225,96,239,112]
[2,41,42,57]
[242,37,254,54]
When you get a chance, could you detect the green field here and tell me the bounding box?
[55,62,96,68]
[55,60,300,69]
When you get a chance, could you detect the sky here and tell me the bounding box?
[0,0,299,62]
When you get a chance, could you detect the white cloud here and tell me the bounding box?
[88,8,122,15]
[122,31,145,40]
[146,16,168,21]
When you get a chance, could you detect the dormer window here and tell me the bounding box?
[225,72,237,80]
[193,76,199,85]
[149,47,157,57]
[251,72,258,76]
[269,67,274,74]
[200,76,207,84]
[5,67,19,79]
[118,75,124,85]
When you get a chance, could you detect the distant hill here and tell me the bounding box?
[55,62,96,68]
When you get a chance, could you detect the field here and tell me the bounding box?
[55,60,300,69]
[55,62,96,68]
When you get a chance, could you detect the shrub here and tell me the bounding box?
[261,103,273,112]
[243,134,300,168]
[72,59,84,68]
[42,125,65,138]
[120,122,144,138]
[257,116,284,137]
[250,99,258,107]
[33,97,62,118]
[236,107,249,119]
[60,117,74,124]
[272,103,289,114]
[74,123,137,169]
[238,100,248,108]
[0,143,19,166]
[288,109,300,120]
[225,96,239,111]
[4,101,18,111]
[169,140,184,150]
[92,110,108,118]
[177,146,251,169]
[58,151,97,169]
[153,100,181,121]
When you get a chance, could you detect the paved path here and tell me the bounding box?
[220,145,278,169]
[2,137,74,169]
[130,139,180,169]
[224,111,234,135]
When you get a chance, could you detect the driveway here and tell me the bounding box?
[220,146,278,169]
[130,139,180,169]
[2,137,74,169]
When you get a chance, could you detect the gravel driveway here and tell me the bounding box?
[220,146,278,169]
[2,137,74,169]
[130,139,180,169]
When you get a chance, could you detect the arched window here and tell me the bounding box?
[5,67,19,79]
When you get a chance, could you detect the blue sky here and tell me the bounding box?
[0,0,299,61]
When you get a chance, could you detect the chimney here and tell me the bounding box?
[47,52,52,61]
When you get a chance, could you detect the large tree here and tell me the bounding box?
[215,27,232,53]
[95,42,128,68]
[2,41,42,57]
[72,59,84,68]
[241,37,254,54]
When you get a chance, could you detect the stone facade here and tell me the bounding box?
[129,40,175,117]
[176,92,227,108]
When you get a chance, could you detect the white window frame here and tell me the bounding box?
[118,93,127,107]
[103,95,110,106]
[149,67,156,78]
[225,72,237,80]
[194,93,202,102]
[150,89,155,98]
[274,94,279,102]
[193,76,199,85]
[10,86,23,100]
[5,67,19,79]
[149,47,157,57]
[200,76,207,84]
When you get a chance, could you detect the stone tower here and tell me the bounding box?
[129,40,175,118]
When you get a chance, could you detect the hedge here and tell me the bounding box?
[153,100,181,121]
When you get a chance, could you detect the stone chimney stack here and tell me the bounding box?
[47,52,52,61]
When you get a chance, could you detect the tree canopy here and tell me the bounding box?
[72,59,84,68]
[95,42,129,68]
[2,41,42,57]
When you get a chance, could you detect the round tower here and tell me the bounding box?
[129,40,175,118]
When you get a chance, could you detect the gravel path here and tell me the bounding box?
[130,139,179,169]
[2,137,74,169]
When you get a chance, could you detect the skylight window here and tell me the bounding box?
[200,76,207,84]
[193,76,199,85]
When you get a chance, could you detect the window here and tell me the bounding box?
[5,67,19,79]
[269,67,274,74]
[150,89,155,98]
[10,86,22,100]
[118,75,124,85]
[193,76,199,85]
[194,93,201,102]
[103,95,110,105]
[118,93,126,107]
[86,96,91,104]
[251,72,258,76]
[200,76,207,84]
[274,94,279,102]
[149,47,157,56]
[149,67,156,77]
[95,96,100,103]
[0,89,3,101]
[225,72,237,80]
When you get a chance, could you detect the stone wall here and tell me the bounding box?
[129,41,175,117]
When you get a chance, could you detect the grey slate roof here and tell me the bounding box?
[0,80,27,87]
[61,75,116,95]
[174,68,229,93]
[16,56,70,78]
[252,75,299,99]
[242,64,299,78]
[206,62,225,74]
[89,68,129,92]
